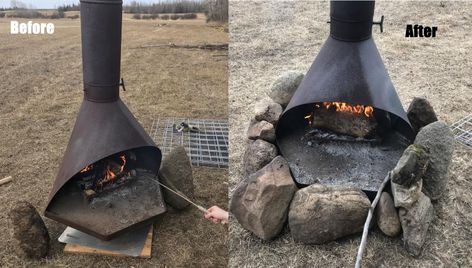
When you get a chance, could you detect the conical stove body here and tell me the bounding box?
[45,0,166,240]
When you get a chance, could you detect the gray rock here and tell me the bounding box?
[414,121,454,200]
[391,144,428,187]
[9,201,50,259]
[230,156,297,240]
[375,192,401,237]
[391,180,423,209]
[399,192,434,257]
[247,119,275,143]
[268,71,304,107]
[243,139,278,176]
[158,146,194,210]
[288,184,370,244]
[254,98,283,125]
[407,97,438,133]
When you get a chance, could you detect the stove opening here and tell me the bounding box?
[276,102,410,193]
[305,102,377,139]
[77,151,136,198]
[45,147,165,240]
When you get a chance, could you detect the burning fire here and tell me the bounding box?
[80,165,92,173]
[101,154,127,185]
[321,102,373,117]
[119,155,126,173]
[78,154,128,188]
[305,102,374,125]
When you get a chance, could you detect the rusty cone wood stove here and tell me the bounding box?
[276,1,415,194]
[45,0,166,240]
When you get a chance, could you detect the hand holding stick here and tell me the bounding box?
[152,178,207,213]
[204,206,229,224]
[151,178,228,225]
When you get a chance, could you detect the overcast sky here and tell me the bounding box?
[0,0,161,9]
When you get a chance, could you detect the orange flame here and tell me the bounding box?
[305,102,374,125]
[102,154,126,183]
[304,114,313,125]
[80,165,92,173]
[119,155,126,173]
[322,102,374,117]
[81,154,128,190]
[105,166,116,181]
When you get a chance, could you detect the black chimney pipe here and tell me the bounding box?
[81,0,122,102]
[330,1,375,41]
[330,1,375,42]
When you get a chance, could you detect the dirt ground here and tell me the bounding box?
[229,1,472,267]
[0,14,228,267]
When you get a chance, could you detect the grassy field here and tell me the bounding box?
[229,1,472,267]
[0,14,228,267]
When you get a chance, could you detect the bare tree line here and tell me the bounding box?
[124,0,205,14]
[57,4,80,12]
[125,0,228,22]
[1,0,228,23]
[1,0,66,19]
[205,0,228,22]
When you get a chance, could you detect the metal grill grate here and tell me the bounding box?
[149,118,229,168]
[451,113,472,148]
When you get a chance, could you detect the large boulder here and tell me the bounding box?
[391,179,423,209]
[247,119,275,143]
[391,144,428,187]
[268,71,304,107]
[414,121,454,200]
[9,201,50,259]
[254,98,283,125]
[407,97,438,133]
[230,156,297,240]
[288,185,370,244]
[243,139,278,176]
[399,192,434,257]
[158,146,195,210]
[375,192,401,237]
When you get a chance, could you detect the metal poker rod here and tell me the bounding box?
[151,178,207,213]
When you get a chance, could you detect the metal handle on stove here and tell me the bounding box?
[120,78,126,91]
[373,15,384,33]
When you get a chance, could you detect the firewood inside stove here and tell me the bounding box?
[311,108,378,138]
[83,189,96,202]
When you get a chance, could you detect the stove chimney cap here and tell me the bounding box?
[330,0,376,42]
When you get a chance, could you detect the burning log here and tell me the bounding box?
[76,152,137,202]
[96,171,134,192]
[107,160,122,174]
[76,151,138,202]
[308,104,378,138]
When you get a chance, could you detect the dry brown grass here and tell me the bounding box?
[0,15,228,267]
[229,1,472,267]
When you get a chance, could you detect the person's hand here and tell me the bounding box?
[204,206,229,224]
